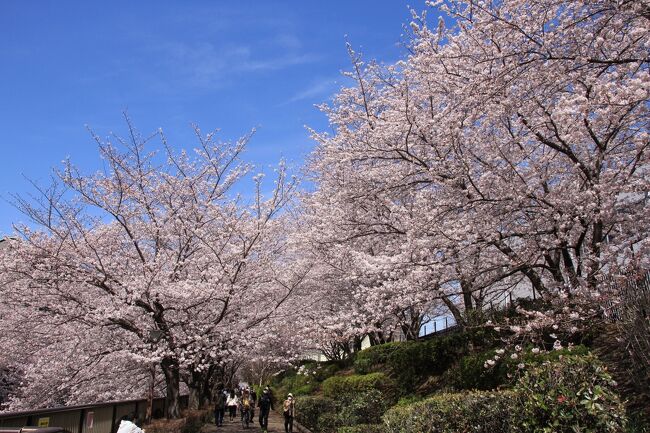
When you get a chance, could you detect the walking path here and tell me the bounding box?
[201,411,287,433]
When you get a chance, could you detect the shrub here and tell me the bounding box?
[513,354,628,433]
[354,333,472,395]
[295,395,336,431]
[354,342,403,374]
[321,373,397,401]
[448,349,509,390]
[336,388,392,426]
[385,341,431,394]
[447,345,592,391]
[425,332,473,373]
[338,425,386,433]
[316,412,342,433]
[383,390,514,433]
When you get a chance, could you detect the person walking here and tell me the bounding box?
[283,393,295,433]
[257,387,273,433]
[249,387,257,424]
[226,389,239,422]
[213,387,226,427]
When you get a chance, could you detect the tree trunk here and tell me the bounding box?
[200,366,215,409]
[187,369,201,410]
[161,357,181,419]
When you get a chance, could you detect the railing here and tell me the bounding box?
[0,396,189,433]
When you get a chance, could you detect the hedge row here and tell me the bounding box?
[297,374,398,433]
[353,329,497,394]
[322,372,397,399]
[384,355,627,433]
[383,390,514,433]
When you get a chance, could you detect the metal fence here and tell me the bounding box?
[602,270,650,321]
[0,396,189,433]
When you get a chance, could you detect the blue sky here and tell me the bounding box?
[0,1,419,235]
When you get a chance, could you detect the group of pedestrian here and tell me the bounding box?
[212,385,294,433]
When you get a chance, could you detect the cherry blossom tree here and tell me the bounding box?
[305,0,649,334]
[0,116,298,416]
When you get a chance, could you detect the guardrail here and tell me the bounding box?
[0,396,189,433]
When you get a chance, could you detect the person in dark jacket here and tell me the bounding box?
[257,387,274,433]
[213,387,226,427]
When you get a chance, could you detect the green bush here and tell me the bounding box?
[383,390,514,433]
[295,395,336,431]
[321,373,397,401]
[354,342,403,374]
[353,333,472,395]
[447,345,592,391]
[385,341,430,394]
[316,412,342,433]
[336,388,392,426]
[513,354,628,433]
[338,425,386,433]
[448,349,509,390]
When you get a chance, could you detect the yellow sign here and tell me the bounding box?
[38,418,50,427]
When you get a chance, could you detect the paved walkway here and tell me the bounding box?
[201,411,288,433]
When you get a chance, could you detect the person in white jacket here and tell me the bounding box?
[226,390,239,422]
[116,414,144,433]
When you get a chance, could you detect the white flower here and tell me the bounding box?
[511,353,518,359]
[549,333,558,339]
[532,348,541,354]
[553,340,563,350]
[515,345,522,352]
[517,363,525,369]
[496,349,505,355]
[487,359,496,366]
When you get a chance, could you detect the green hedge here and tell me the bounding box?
[383,390,514,433]
[353,333,474,395]
[447,345,592,391]
[354,342,404,374]
[295,395,336,431]
[336,389,392,426]
[321,372,397,400]
[338,425,386,433]
[384,354,628,433]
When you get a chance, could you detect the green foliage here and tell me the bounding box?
[448,349,508,390]
[295,395,336,431]
[447,345,592,391]
[321,373,397,401]
[395,395,424,406]
[316,412,342,433]
[384,341,430,394]
[336,389,392,426]
[354,342,403,374]
[353,333,475,395]
[383,390,515,433]
[338,425,386,433]
[513,354,628,433]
